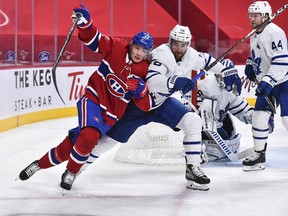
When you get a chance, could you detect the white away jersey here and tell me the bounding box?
[250,22,288,84]
[198,71,251,128]
[146,44,224,108]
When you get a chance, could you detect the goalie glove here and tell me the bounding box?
[126,75,148,99]
[72,4,92,29]
[221,66,242,95]
[167,75,195,95]
[255,75,276,96]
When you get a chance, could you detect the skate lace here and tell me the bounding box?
[25,162,40,177]
[247,151,261,161]
[63,171,76,184]
[192,166,205,177]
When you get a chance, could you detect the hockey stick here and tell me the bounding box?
[189,3,288,93]
[188,3,288,117]
[204,3,288,72]
[192,70,205,83]
[52,16,79,105]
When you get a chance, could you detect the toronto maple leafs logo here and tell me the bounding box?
[251,50,262,76]
[218,103,230,122]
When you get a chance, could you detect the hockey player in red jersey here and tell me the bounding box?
[18,4,154,191]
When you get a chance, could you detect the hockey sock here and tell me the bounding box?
[183,136,201,166]
[177,113,202,166]
[39,136,74,169]
[252,111,270,151]
[67,127,101,173]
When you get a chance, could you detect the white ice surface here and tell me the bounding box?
[0,109,288,216]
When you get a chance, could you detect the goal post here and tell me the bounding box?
[191,70,199,111]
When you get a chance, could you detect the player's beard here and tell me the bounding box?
[250,21,258,29]
[173,51,185,62]
[251,21,267,33]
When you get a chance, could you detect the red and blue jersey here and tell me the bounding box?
[77,26,150,126]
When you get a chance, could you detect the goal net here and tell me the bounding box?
[114,122,186,165]
[114,71,199,165]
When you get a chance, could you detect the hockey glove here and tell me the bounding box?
[245,57,256,81]
[126,75,148,99]
[255,75,276,97]
[167,75,195,95]
[221,67,242,95]
[72,4,92,29]
[221,58,235,68]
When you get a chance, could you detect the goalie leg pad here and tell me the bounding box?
[203,133,241,161]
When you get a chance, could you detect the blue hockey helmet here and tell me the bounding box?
[132,31,154,51]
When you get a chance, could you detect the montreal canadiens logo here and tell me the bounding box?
[106,74,127,97]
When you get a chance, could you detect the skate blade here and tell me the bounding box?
[62,189,67,196]
[243,163,265,172]
[186,180,209,191]
[58,183,69,196]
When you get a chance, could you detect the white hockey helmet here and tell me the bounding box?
[248,1,272,18]
[169,24,192,44]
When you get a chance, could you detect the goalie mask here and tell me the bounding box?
[248,1,272,20]
[198,72,224,100]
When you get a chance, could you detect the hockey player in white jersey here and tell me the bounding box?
[197,62,252,161]
[243,1,288,171]
[74,24,242,191]
[196,59,274,162]
[147,25,242,108]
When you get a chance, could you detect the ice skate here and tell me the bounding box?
[242,144,266,172]
[18,160,41,181]
[60,169,77,192]
[185,164,210,191]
